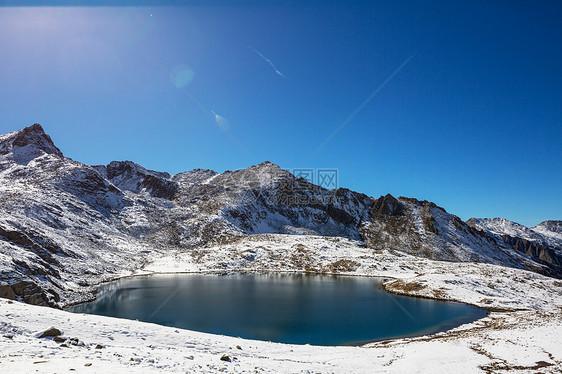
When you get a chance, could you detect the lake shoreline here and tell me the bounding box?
[66,272,488,347]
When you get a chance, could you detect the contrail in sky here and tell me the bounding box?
[251,48,286,78]
[310,52,417,158]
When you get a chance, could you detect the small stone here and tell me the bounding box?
[95,344,103,349]
[236,345,242,350]
[53,336,66,343]
[84,363,92,367]
[535,361,553,368]
[3,334,14,339]
[220,354,231,362]
[38,327,62,338]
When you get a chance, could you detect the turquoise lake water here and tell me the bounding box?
[68,273,487,346]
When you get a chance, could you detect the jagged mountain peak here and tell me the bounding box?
[245,161,288,174]
[216,161,292,189]
[172,168,218,186]
[469,217,562,241]
[467,217,528,229]
[534,221,562,234]
[468,217,562,248]
[0,123,63,158]
[256,160,278,168]
[100,160,171,180]
[370,194,445,217]
[93,160,177,199]
[372,194,404,216]
[243,161,286,175]
[466,218,533,240]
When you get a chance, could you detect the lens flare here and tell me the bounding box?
[170,65,194,88]
[214,113,231,131]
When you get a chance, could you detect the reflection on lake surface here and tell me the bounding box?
[68,273,487,346]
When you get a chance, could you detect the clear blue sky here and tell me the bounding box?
[0,1,560,226]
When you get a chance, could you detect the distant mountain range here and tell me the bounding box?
[0,124,560,306]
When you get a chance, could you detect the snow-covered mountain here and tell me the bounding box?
[532,220,562,243]
[467,218,562,248]
[467,217,562,268]
[0,124,560,306]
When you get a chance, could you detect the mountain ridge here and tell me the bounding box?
[0,123,560,306]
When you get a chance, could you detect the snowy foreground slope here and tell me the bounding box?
[0,124,561,372]
[1,235,562,373]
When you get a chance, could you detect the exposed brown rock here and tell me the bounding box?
[38,327,62,338]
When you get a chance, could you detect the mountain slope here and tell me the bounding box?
[0,124,560,306]
[467,217,562,270]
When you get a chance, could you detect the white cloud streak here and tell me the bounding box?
[252,48,286,78]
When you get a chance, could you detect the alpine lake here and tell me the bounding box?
[68,273,487,346]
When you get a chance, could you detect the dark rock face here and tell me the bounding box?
[361,195,412,250]
[1,281,59,306]
[0,226,36,248]
[141,174,178,199]
[0,284,16,300]
[424,214,439,235]
[499,234,562,267]
[371,194,404,216]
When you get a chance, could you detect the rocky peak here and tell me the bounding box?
[371,194,404,216]
[104,160,171,180]
[534,220,562,234]
[218,161,292,190]
[0,123,63,157]
[466,218,531,237]
[249,161,285,173]
[172,169,218,186]
[93,160,177,199]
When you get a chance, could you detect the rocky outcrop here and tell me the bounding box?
[499,234,561,269]
[371,194,404,216]
[0,280,59,306]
